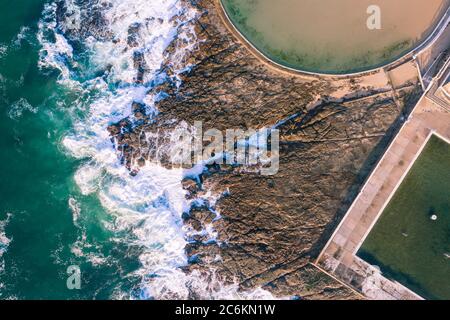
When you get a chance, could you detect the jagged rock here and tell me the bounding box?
[182,178,200,199]
[137,157,146,167]
[107,124,120,136]
[55,0,114,41]
[133,51,147,84]
[127,22,141,47]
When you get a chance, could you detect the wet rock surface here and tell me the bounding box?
[105,0,422,299]
[56,0,114,41]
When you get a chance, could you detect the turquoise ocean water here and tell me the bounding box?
[0,0,134,299]
[0,0,275,300]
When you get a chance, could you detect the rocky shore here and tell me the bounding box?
[105,0,422,299]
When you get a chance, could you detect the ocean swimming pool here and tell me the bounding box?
[222,0,449,74]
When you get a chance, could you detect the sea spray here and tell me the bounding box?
[0,213,12,274]
[37,0,276,299]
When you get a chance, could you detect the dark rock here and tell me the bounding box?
[137,157,146,167]
[127,23,141,47]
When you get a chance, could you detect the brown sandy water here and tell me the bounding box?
[222,0,449,73]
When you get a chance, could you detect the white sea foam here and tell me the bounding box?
[68,197,81,226]
[39,0,276,299]
[7,98,38,120]
[0,44,7,59]
[0,213,12,274]
[38,3,76,83]
[13,26,31,47]
[68,197,109,269]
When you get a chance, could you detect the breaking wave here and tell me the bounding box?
[0,213,12,274]
[37,0,275,299]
